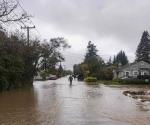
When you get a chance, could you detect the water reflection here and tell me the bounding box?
[0,78,150,125]
[0,88,39,125]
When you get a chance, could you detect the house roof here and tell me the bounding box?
[119,61,150,71]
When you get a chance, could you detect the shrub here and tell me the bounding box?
[118,79,150,84]
[137,75,150,80]
[0,77,9,91]
[85,77,97,83]
[113,78,123,83]
[40,71,48,80]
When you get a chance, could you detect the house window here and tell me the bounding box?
[144,72,148,75]
[133,71,138,76]
[125,71,130,77]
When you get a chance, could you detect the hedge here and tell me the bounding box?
[118,79,150,84]
[85,77,98,85]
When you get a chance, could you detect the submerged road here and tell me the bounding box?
[0,77,150,125]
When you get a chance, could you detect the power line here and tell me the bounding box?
[16,0,28,14]
[16,0,42,38]
[10,0,42,40]
[12,11,26,27]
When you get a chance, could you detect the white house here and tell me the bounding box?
[113,61,150,79]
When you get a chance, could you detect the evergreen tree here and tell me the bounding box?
[57,63,63,77]
[84,41,104,79]
[136,31,150,63]
[113,50,128,66]
[84,41,98,63]
[113,56,116,64]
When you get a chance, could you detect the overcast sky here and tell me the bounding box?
[19,0,150,69]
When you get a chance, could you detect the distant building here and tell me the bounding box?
[113,61,150,79]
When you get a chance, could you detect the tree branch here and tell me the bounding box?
[0,0,30,23]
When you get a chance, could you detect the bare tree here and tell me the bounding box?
[0,0,30,24]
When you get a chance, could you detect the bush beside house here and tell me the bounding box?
[85,77,98,85]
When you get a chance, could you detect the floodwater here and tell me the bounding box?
[0,77,150,125]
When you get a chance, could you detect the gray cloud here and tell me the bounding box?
[21,0,150,69]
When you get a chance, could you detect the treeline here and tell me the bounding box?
[0,0,71,91]
[73,41,129,80]
[73,30,150,81]
[0,31,70,91]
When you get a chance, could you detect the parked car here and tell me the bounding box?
[47,75,58,80]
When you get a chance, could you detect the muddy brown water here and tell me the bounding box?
[0,77,150,125]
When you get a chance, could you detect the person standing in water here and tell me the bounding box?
[68,75,73,85]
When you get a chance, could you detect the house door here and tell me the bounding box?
[125,72,129,77]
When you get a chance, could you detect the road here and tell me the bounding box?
[0,77,150,125]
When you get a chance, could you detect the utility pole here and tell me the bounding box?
[21,26,35,46]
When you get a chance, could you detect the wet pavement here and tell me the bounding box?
[1,77,150,125]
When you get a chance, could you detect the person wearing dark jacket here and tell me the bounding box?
[68,75,73,85]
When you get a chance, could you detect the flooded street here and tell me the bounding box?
[0,77,150,125]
